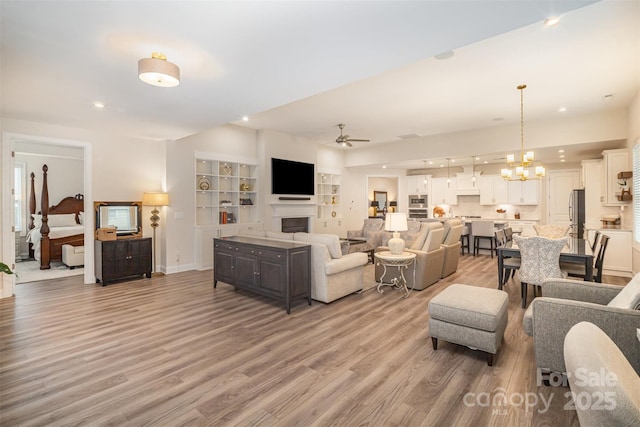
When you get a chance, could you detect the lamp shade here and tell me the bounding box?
[384,213,408,232]
[389,201,398,207]
[138,53,180,87]
[370,201,379,208]
[142,192,170,206]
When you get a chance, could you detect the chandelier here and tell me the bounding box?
[501,84,545,181]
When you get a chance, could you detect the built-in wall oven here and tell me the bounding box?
[409,195,427,208]
[408,195,428,219]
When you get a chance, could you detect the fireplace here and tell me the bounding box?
[282,217,309,233]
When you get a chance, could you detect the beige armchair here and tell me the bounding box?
[375,222,445,290]
[523,275,640,376]
[441,218,463,278]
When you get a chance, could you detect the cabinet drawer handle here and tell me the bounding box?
[235,248,239,251]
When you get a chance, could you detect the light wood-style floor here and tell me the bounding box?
[0,254,628,426]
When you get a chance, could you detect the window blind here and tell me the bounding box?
[634,143,640,243]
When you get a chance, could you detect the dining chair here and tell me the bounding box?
[590,230,601,253]
[533,224,570,238]
[514,235,568,308]
[504,227,514,243]
[562,234,609,283]
[495,229,519,289]
[472,220,495,258]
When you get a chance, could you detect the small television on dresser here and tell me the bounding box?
[271,158,315,196]
[94,201,142,238]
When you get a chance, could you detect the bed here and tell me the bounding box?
[27,164,85,270]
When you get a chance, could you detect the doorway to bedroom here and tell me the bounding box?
[13,141,85,284]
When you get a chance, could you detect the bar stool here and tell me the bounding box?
[460,225,470,255]
[472,220,496,258]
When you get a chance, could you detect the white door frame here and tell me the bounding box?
[2,132,93,293]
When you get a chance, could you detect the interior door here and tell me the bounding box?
[548,170,580,226]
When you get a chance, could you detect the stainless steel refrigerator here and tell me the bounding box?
[569,189,585,237]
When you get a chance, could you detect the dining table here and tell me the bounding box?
[496,237,595,289]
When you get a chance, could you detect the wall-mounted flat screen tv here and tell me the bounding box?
[271,158,315,195]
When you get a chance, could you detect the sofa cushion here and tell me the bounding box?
[608,273,640,310]
[294,233,342,259]
[266,231,294,240]
[421,223,444,252]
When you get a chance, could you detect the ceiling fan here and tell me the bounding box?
[334,123,370,147]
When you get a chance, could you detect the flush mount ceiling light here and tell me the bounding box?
[138,52,180,87]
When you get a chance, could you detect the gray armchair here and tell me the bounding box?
[346,218,384,253]
[523,276,640,376]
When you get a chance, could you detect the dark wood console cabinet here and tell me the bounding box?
[95,237,152,286]
[213,236,311,314]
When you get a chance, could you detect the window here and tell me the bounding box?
[14,162,27,234]
[634,142,640,243]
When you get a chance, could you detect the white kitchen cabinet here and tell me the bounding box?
[602,149,631,206]
[431,177,457,205]
[479,175,509,205]
[508,179,539,205]
[407,175,430,195]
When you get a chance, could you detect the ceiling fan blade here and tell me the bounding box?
[345,141,353,147]
[346,138,370,142]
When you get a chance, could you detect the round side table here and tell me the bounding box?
[374,251,416,298]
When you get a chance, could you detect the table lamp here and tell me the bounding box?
[389,201,397,213]
[385,212,408,255]
[370,200,379,217]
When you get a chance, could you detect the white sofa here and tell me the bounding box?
[237,230,368,303]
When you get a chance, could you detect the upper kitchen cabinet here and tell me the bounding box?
[508,179,539,205]
[602,149,631,206]
[479,175,509,205]
[431,177,457,205]
[407,175,430,195]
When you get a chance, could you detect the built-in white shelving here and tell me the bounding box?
[317,172,340,219]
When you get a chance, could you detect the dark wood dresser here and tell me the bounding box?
[95,237,152,286]
[213,236,311,314]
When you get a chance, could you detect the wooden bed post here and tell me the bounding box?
[40,165,51,270]
[29,172,36,230]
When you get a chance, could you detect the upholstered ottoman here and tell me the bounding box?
[62,244,84,269]
[429,284,508,366]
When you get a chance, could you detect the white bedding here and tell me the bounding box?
[27,225,84,262]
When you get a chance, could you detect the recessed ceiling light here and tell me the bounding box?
[93,101,105,109]
[382,165,387,169]
[475,157,480,161]
[242,116,249,122]
[558,107,567,113]
[429,161,433,165]
[451,159,456,163]
[483,161,488,164]
[558,149,565,153]
[544,16,560,27]
[560,154,566,158]
[560,159,566,162]
[440,164,444,168]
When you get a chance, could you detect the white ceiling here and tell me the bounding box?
[2,0,638,170]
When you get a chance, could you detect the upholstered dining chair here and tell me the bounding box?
[495,229,519,288]
[533,224,570,238]
[514,235,568,308]
[503,227,514,243]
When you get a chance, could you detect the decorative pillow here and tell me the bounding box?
[32,214,43,228]
[47,213,78,227]
[608,273,640,310]
[78,211,85,225]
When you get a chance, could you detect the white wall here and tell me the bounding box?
[1,118,166,292]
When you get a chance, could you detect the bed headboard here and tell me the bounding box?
[44,195,84,223]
